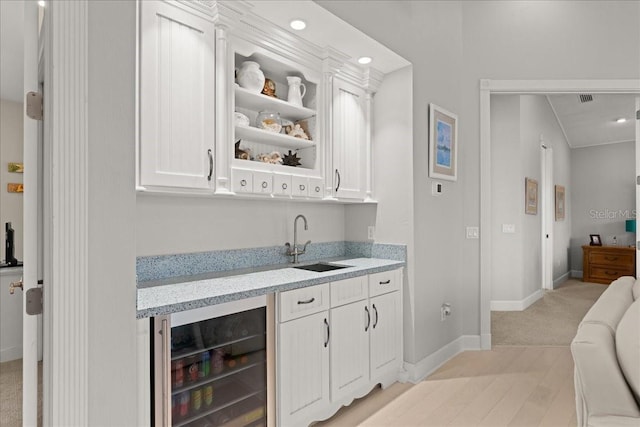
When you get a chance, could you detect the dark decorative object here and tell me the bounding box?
[282,150,301,167]
[234,140,250,160]
[590,234,602,246]
[261,78,277,97]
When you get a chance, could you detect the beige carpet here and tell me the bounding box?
[0,359,43,427]
[492,279,607,346]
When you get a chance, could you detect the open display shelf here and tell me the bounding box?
[235,86,315,121]
[235,125,315,151]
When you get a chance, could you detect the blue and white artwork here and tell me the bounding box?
[436,120,452,169]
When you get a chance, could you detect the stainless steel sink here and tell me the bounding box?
[293,263,350,272]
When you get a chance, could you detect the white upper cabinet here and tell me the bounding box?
[139,1,215,190]
[332,78,367,200]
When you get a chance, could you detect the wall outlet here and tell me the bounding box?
[367,226,375,240]
[441,303,452,321]
[466,227,479,239]
[432,182,443,196]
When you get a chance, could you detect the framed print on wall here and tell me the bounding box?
[429,103,458,181]
[525,177,538,215]
[555,185,565,221]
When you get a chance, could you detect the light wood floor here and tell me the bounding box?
[315,346,576,427]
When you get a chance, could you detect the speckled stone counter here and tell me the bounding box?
[136,257,404,318]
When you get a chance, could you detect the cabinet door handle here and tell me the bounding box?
[379,280,391,285]
[297,297,315,305]
[315,186,320,193]
[324,318,330,347]
[605,271,619,276]
[299,184,305,191]
[605,256,619,261]
[240,179,247,187]
[261,181,268,189]
[372,304,379,329]
[207,149,213,181]
[335,169,341,193]
[282,183,288,190]
[364,306,371,332]
[160,319,171,426]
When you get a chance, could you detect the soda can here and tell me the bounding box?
[187,356,199,382]
[179,391,189,417]
[200,351,211,378]
[191,388,202,412]
[172,359,184,388]
[203,384,213,407]
[212,348,224,374]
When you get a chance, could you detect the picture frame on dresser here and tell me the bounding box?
[428,103,458,181]
[590,234,602,246]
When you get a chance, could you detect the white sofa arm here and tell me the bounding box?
[571,323,640,426]
[588,415,640,427]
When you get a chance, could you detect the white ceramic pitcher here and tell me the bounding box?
[286,76,306,107]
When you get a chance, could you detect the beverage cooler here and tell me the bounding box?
[152,295,274,427]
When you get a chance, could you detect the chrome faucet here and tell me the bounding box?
[285,214,311,264]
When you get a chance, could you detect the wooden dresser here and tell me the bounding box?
[582,245,636,284]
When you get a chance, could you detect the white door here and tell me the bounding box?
[139,1,215,189]
[369,291,401,380]
[22,1,40,424]
[278,311,330,426]
[635,97,640,277]
[333,79,366,199]
[330,301,369,402]
[540,144,554,290]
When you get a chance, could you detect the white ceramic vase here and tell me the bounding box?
[237,61,266,94]
[286,76,306,107]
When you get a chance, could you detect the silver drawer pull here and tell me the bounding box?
[299,184,306,191]
[297,297,315,305]
[240,179,247,187]
[379,280,391,285]
[315,186,320,192]
[262,181,268,189]
[282,183,288,190]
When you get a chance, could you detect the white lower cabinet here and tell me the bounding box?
[278,311,330,427]
[277,269,403,427]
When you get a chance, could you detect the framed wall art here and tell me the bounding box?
[525,177,538,215]
[555,185,565,221]
[429,103,458,181]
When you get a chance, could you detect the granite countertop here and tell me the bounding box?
[136,257,404,318]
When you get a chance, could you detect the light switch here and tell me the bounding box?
[502,224,516,234]
[432,182,443,196]
[466,227,479,239]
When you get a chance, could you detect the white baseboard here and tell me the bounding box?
[571,270,583,279]
[480,333,492,350]
[403,335,482,383]
[490,289,544,311]
[0,346,22,363]
[553,272,570,288]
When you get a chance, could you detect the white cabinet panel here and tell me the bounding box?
[253,171,273,194]
[232,168,253,193]
[333,79,366,200]
[140,1,215,189]
[278,283,330,322]
[291,176,309,197]
[330,301,370,403]
[330,276,367,308]
[369,269,401,297]
[370,291,402,381]
[273,173,292,197]
[278,311,330,427]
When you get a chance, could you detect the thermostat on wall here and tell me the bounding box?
[432,181,443,196]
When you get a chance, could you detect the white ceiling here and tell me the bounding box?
[547,94,637,148]
[249,1,410,74]
[0,0,24,103]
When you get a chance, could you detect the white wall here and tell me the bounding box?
[136,197,346,256]
[318,0,640,364]
[87,1,138,423]
[0,98,24,262]
[490,95,572,304]
[570,141,635,272]
[345,65,416,358]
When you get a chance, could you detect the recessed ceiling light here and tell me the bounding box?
[358,57,372,65]
[37,0,45,6]
[290,20,306,31]
[616,118,627,123]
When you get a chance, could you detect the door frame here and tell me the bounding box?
[540,142,553,291]
[479,79,640,350]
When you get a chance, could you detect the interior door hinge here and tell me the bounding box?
[636,109,639,120]
[637,176,640,186]
[26,91,43,121]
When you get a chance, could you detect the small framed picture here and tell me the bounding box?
[590,234,602,246]
[555,185,565,221]
[525,177,538,215]
[429,103,458,181]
